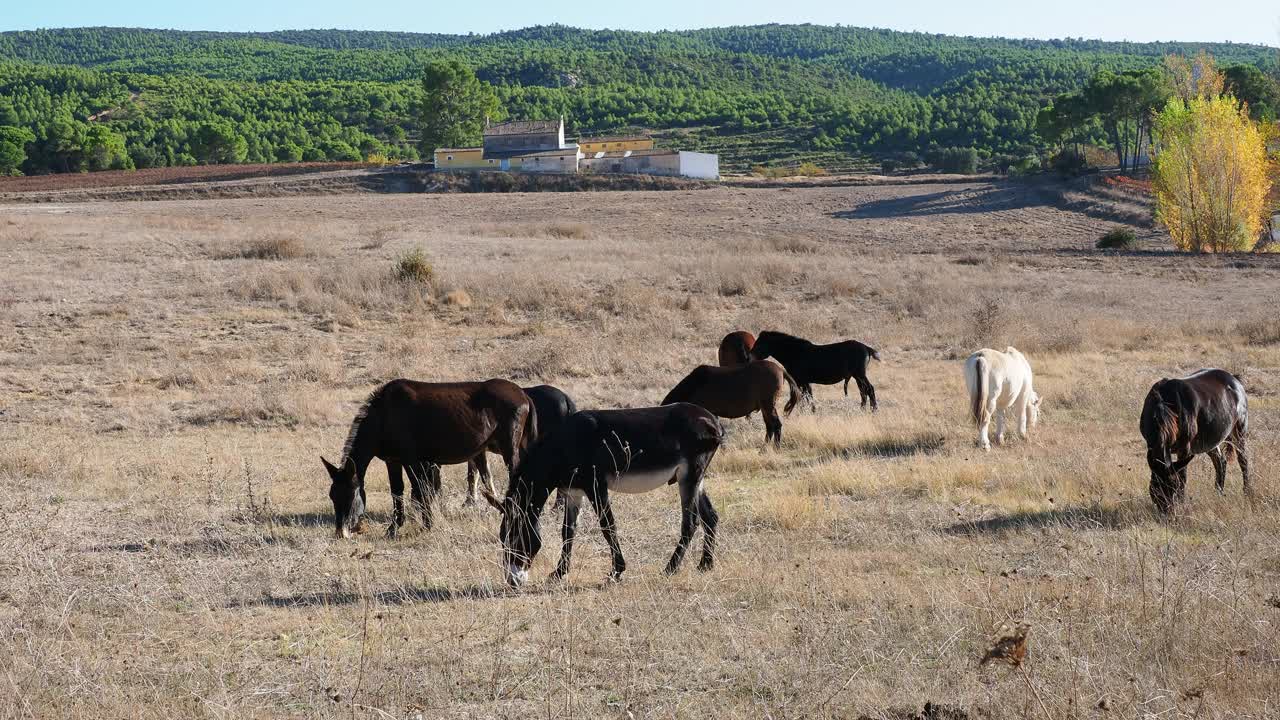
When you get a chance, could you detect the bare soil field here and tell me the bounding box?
[2,180,1278,719]
[0,162,373,194]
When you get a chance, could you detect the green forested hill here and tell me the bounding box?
[0,25,1275,174]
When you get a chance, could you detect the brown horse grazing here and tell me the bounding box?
[321,378,536,539]
[718,331,756,367]
[661,361,800,447]
[1140,369,1250,513]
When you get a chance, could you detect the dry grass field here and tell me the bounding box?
[2,180,1279,719]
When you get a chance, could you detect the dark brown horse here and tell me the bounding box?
[718,331,756,367]
[1140,369,1250,513]
[484,404,724,587]
[662,360,800,447]
[465,384,578,507]
[750,330,881,412]
[321,378,536,539]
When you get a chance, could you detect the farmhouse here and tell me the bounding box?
[433,119,718,179]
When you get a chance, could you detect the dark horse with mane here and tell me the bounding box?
[464,384,577,506]
[321,378,535,539]
[749,330,881,412]
[662,360,800,447]
[484,404,724,587]
[1140,369,1250,513]
[718,331,756,367]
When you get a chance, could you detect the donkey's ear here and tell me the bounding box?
[321,456,340,477]
[481,489,506,514]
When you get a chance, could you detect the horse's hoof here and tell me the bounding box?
[462,498,476,509]
[547,571,567,583]
[606,572,624,585]
[385,524,399,540]
[697,558,714,572]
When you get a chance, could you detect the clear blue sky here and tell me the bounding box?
[5,0,1279,46]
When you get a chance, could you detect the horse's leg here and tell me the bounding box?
[588,488,626,582]
[994,408,1006,446]
[477,452,496,496]
[843,378,850,397]
[425,463,442,528]
[696,491,719,572]
[1174,456,1188,503]
[763,407,783,449]
[664,477,701,576]
[863,376,878,412]
[463,459,478,507]
[1208,447,1227,495]
[385,461,405,539]
[1236,434,1251,495]
[407,464,436,531]
[803,383,818,413]
[550,492,582,581]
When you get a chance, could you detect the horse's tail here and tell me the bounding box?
[515,395,539,471]
[782,368,802,417]
[870,348,882,363]
[969,355,988,426]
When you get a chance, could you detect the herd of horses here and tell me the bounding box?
[321,330,1254,587]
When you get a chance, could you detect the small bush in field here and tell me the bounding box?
[218,235,313,260]
[968,296,1008,347]
[394,248,435,285]
[1236,317,1280,346]
[1096,227,1137,250]
[545,223,592,240]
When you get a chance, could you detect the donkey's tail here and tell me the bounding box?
[969,356,988,426]
[782,368,802,417]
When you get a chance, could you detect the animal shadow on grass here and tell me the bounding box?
[832,432,947,460]
[942,501,1149,536]
[228,582,593,609]
[95,535,300,556]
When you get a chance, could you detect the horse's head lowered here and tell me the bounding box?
[483,473,550,588]
[1140,382,1192,512]
[321,456,365,539]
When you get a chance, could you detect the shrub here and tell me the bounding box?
[394,248,435,285]
[1050,149,1088,175]
[928,147,979,174]
[1008,154,1042,177]
[222,234,312,260]
[968,296,1008,347]
[1096,227,1138,250]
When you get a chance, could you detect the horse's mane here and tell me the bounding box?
[758,330,810,348]
[340,385,384,465]
[1144,381,1189,454]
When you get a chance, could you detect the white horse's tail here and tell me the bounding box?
[969,355,989,426]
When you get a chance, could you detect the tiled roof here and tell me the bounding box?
[579,135,652,144]
[484,120,561,137]
[433,147,483,153]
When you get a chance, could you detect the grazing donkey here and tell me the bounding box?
[964,347,1041,450]
[662,360,800,447]
[464,384,577,507]
[1140,369,1250,513]
[484,404,724,587]
[718,331,756,367]
[749,330,881,411]
[321,379,535,539]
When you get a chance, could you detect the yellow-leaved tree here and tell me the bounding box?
[1151,94,1273,252]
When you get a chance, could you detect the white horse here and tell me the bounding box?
[964,347,1041,450]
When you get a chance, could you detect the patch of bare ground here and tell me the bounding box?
[1,180,1278,717]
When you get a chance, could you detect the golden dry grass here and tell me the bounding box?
[1,181,1279,718]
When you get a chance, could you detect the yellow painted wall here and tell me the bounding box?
[433,148,486,169]
[579,138,654,154]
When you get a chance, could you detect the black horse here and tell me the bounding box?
[464,384,578,506]
[484,403,724,587]
[749,330,881,411]
[1140,369,1251,512]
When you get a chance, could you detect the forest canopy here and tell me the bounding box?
[0,25,1275,175]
